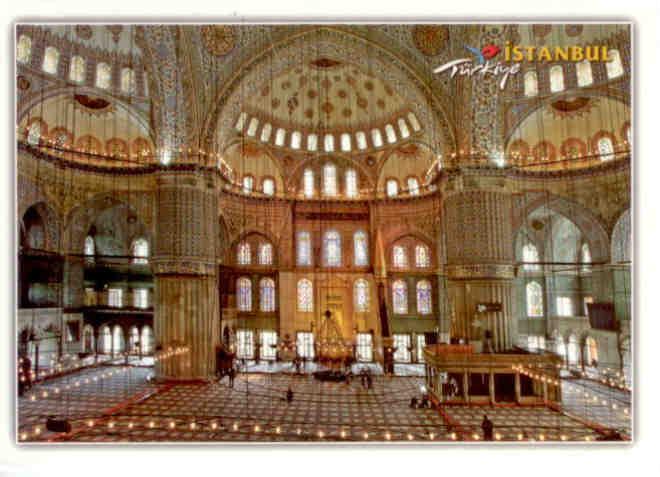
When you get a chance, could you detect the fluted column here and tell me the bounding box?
[153,169,219,380]
[443,176,515,351]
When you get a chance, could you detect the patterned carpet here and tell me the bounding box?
[17,366,629,443]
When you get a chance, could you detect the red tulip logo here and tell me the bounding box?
[482,44,501,60]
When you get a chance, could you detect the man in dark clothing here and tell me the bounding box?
[409,396,418,408]
[481,414,494,441]
[228,367,236,388]
[286,387,294,403]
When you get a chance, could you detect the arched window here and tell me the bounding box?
[307,134,318,152]
[385,124,397,143]
[95,62,112,89]
[581,242,592,272]
[556,296,573,317]
[407,177,420,195]
[415,244,430,268]
[131,238,149,264]
[303,168,315,197]
[17,35,31,64]
[371,128,383,148]
[392,279,408,314]
[133,288,148,309]
[84,235,95,263]
[242,175,254,193]
[398,118,410,138]
[524,71,538,97]
[324,230,342,267]
[260,278,275,312]
[246,118,259,137]
[354,230,368,266]
[323,163,337,197]
[237,277,252,311]
[549,65,564,92]
[340,133,352,152]
[526,281,544,317]
[345,169,358,198]
[42,46,60,74]
[27,121,41,145]
[356,131,368,150]
[108,288,123,307]
[607,49,624,79]
[407,112,421,132]
[290,131,302,149]
[416,280,432,315]
[275,128,286,146]
[597,136,615,161]
[386,179,399,197]
[576,60,593,87]
[393,245,408,268]
[262,178,275,196]
[237,242,251,265]
[260,123,272,143]
[258,243,273,265]
[324,134,335,152]
[354,279,369,312]
[121,67,136,94]
[297,231,312,266]
[297,279,313,312]
[522,242,540,271]
[69,55,86,82]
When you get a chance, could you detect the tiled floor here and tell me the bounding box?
[17,365,630,443]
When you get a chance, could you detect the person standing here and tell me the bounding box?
[481,414,494,441]
[286,387,294,403]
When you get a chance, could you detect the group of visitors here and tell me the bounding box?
[409,394,431,409]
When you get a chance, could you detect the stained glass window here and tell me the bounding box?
[258,243,273,265]
[324,230,341,267]
[69,55,86,83]
[526,281,543,317]
[84,235,95,263]
[236,329,254,359]
[132,238,149,264]
[393,334,411,363]
[597,137,614,161]
[323,163,337,197]
[95,62,112,89]
[416,334,426,363]
[522,242,540,271]
[133,288,148,309]
[108,288,123,308]
[354,230,368,266]
[17,35,31,64]
[237,277,252,311]
[407,177,420,195]
[242,175,254,193]
[606,49,624,79]
[296,332,314,358]
[392,279,408,314]
[303,168,314,197]
[260,331,277,360]
[550,65,564,92]
[524,71,538,97]
[345,169,358,198]
[297,231,312,266]
[297,279,313,312]
[576,60,593,87]
[27,122,41,145]
[262,178,275,196]
[386,179,398,197]
[237,242,251,265]
[42,46,59,74]
[260,278,275,312]
[121,67,136,94]
[393,245,408,268]
[415,244,430,268]
[416,280,432,315]
[356,333,373,362]
[354,279,369,312]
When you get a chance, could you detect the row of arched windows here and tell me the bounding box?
[294,278,371,313]
[237,241,273,266]
[521,241,591,272]
[237,277,276,312]
[235,111,421,153]
[523,50,625,97]
[296,230,369,267]
[84,235,149,264]
[385,177,421,197]
[392,279,433,315]
[392,243,431,269]
[302,163,360,198]
[17,34,138,94]
[242,175,276,196]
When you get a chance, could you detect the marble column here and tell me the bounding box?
[443,176,515,351]
[153,170,220,380]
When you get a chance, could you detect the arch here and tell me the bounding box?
[259,277,276,312]
[99,325,112,354]
[82,324,95,353]
[611,208,631,263]
[20,201,60,252]
[512,193,610,263]
[140,325,154,354]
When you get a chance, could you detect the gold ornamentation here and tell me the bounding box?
[412,25,449,56]
[200,25,236,57]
